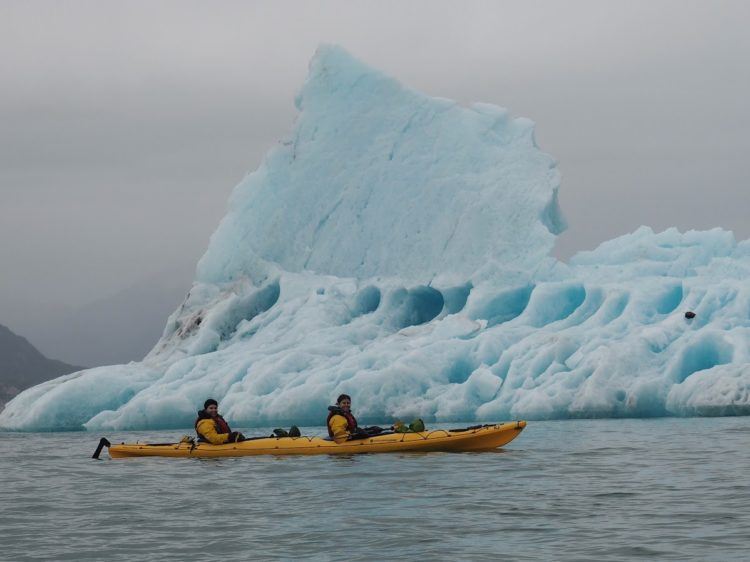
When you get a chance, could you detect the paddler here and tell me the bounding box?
[327,394,362,443]
[195,399,245,444]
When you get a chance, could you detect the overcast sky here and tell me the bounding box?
[2,0,749,319]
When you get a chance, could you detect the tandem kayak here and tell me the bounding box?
[97,421,526,459]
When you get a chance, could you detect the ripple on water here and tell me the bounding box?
[0,419,749,561]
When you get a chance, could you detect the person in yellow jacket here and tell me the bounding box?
[195,399,245,444]
[326,394,360,443]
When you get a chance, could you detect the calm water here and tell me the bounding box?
[1,418,749,561]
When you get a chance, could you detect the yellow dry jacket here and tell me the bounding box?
[196,418,230,445]
[328,414,352,444]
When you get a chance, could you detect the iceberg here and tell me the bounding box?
[2,46,749,431]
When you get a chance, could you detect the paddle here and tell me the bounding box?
[92,437,111,459]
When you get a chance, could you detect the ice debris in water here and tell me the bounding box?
[2,46,749,431]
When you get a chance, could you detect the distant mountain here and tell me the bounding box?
[0,324,83,407]
[0,263,194,367]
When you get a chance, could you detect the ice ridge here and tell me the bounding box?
[196,44,565,287]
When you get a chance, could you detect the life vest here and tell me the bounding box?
[194,410,232,441]
[326,406,358,437]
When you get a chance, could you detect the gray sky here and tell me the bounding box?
[1,1,749,362]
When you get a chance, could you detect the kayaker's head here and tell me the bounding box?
[204,398,219,418]
[336,394,352,412]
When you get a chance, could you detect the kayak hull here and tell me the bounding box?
[107,421,526,458]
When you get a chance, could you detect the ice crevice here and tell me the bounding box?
[2,45,750,431]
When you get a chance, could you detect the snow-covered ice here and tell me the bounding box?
[2,46,749,431]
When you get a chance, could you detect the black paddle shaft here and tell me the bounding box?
[92,437,111,459]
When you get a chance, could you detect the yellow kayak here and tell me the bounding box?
[100,421,526,459]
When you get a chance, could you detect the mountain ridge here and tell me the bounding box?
[0,324,83,407]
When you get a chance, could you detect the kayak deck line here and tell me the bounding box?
[96,421,526,459]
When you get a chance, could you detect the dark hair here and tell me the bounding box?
[336,394,351,405]
[204,398,218,410]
